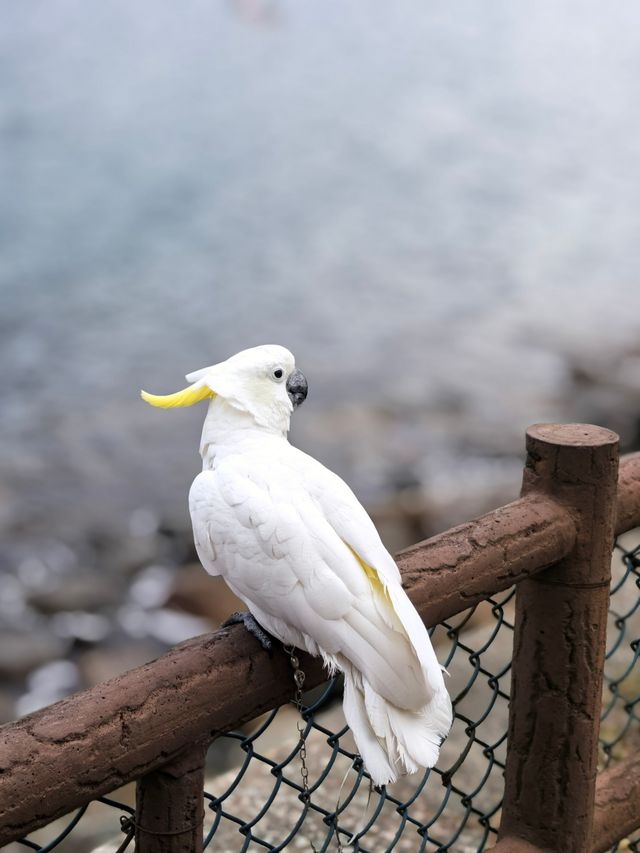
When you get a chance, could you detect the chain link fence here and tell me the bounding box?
[200,583,513,853]
[9,533,640,853]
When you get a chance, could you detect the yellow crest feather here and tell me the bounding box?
[140,384,215,409]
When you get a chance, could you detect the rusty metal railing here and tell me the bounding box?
[0,424,639,852]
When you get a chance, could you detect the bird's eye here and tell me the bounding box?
[273,368,284,380]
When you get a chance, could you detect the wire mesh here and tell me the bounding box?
[11,532,640,853]
[11,796,135,853]
[203,587,514,853]
[602,532,640,853]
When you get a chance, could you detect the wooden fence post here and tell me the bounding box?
[499,424,619,852]
[135,741,207,853]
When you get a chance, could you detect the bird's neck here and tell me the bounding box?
[199,396,290,468]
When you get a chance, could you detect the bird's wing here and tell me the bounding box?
[189,471,225,577]
[294,448,445,694]
[189,455,429,708]
[190,461,355,607]
[298,449,403,585]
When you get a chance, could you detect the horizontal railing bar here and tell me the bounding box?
[399,451,640,630]
[616,452,640,535]
[592,752,640,852]
[0,623,326,847]
[396,493,576,625]
[0,453,638,846]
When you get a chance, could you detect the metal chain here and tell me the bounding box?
[285,646,345,853]
[115,816,135,853]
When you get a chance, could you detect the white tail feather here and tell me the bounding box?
[342,669,397,786]
[387,584,448,695]
[342,665,452,787]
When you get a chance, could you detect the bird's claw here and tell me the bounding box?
[222,611,273,653]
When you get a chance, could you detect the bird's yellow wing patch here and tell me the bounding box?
[345,542,391,601]
[140,384,215,408]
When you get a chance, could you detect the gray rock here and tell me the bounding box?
[0,630,70,680]
[27,574,124,614]
[51,611,112,643]
[76,638,166,686]
[16,659,81,717]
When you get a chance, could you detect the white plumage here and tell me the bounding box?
[142,344,452,786]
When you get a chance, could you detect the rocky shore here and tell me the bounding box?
[1,341,639,725]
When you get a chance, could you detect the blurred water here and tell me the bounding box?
[2,0,640,540]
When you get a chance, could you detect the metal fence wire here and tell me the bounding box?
[12,533,640,853]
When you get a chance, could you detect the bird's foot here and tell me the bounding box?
[222,611,273,653]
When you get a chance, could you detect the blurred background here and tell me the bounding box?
[1,0,640,726]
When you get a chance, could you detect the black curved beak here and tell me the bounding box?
[286,368,308,408]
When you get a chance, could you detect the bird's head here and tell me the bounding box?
[141,344,308,434]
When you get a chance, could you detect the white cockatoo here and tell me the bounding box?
[141,344,452,786]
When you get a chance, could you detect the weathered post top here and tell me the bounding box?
[526,422,619,446]
[523,423,619,496]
